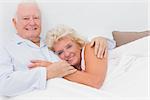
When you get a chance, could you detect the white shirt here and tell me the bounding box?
[0,34,59,96]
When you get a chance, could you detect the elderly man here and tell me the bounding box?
[0,2,115,96]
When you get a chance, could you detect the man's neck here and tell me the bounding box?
[34,42,40,46]
[32,40,40,46]
[30,37,40,47]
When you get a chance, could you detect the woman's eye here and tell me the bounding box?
[55,51,63,55]
[58,52,63,55]
[66,44,72,49]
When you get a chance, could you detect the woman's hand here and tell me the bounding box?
[90,36,108,59]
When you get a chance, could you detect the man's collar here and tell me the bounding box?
[13,34,26,45]
[13,34,46,48]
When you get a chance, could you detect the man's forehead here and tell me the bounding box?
[17,3,41,15]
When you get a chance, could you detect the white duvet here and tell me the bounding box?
[0,36,149,100]
[101,36,149,97]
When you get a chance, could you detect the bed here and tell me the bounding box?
[0,31,149,100]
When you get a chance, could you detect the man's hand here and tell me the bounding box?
[28,60,77,80]
[90,36,108,58]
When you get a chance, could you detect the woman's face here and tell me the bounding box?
[53,37,82,67]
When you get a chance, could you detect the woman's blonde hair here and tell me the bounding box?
[46,25,87,50]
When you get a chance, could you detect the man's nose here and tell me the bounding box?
[29,17,36,25]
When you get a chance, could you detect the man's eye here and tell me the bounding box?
[23,17,29,20]
[34,16,39,19]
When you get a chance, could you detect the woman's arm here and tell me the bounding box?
[64,43,107,89]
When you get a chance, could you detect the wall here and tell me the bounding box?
[148,0,150,29]
[0,0,148,40]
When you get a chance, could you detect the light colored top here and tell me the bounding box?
[81,47,85,70]
[0,34,59,97]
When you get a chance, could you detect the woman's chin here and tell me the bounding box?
[67,59,78,66]
[68,61,75,66]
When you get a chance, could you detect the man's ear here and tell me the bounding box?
[12,18,17,28]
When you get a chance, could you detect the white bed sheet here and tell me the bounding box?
[0,36,149,100]
[102,36,149,97]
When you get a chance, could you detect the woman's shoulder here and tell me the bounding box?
[84,43,94,53]
[85,42,91,47]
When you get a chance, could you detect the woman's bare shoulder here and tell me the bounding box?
[84,43,95,56]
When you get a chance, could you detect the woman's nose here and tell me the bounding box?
[64,51,70,57]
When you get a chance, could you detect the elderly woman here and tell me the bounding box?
[30,25,107,89]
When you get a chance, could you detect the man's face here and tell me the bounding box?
[13,4,41,43]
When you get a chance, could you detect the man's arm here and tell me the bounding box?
[0,45,76,97]
[90,36,116,58]
[0,46,47,97]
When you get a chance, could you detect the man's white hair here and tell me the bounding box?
[13,0,41,21]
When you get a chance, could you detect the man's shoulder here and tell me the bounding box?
[0,38,10,47]
[0,36,17,50]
